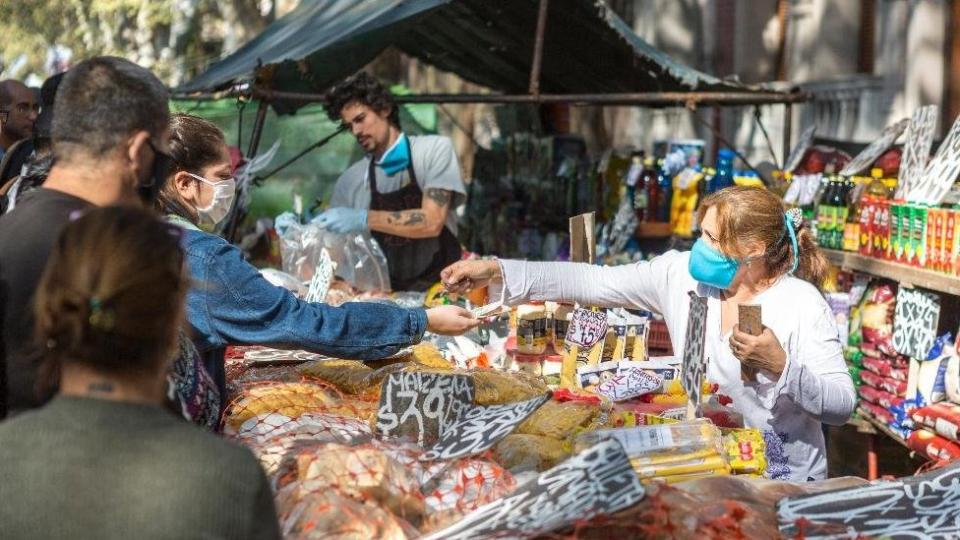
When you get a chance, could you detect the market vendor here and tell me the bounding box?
[156,113,479,403]
[442,186,856,481]
[313,72,466,292]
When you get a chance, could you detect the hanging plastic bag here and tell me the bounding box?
[279,219,391,292]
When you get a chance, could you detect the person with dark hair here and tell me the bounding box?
[0,206,281,539]
[0,79,38,161]
[443,186,855,482]
[316,72,467,291]
[157,113,481,402]
[0,56,172,418]
[0,72,66,211]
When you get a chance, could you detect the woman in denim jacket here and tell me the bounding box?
[156,114,478,403]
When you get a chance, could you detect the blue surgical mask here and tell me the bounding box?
[688,238,740,289]
[376,133,409,176]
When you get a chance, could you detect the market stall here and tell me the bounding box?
[167,1,960,538]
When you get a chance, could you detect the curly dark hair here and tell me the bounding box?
[323,72,400,128]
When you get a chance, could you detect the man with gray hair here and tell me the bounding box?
[0,79,39,162]
[0,56,172,417]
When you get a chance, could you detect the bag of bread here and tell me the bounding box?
[515,399,600,440]
[276,487,417,540]
[223,382,339,432]
[493,433,571,472]
[295,443,426,524]
[470,369,549,405]
[297,360,374,394]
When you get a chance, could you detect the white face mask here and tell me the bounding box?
[186,172,236,226]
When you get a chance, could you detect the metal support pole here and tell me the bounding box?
[250,88,810,107]
[782,103,793,168]
[867,433,878,481]
[528,0,549,96]
[246,99,269,158]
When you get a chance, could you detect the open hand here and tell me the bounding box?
[440,260,502,294]
[729,324,787,377]
[426,305,480,336]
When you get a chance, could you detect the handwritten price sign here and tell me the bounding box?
[596,366,663,402]
[565,308,608,348]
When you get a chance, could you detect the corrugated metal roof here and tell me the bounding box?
[177,0,789,110]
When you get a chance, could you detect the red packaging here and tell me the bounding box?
[860,370,908,396]
[912,402,960,442]
[862,357,910,380]
[906,429,960,462]
[860,401,895,424]
[858,385,905,409]
[873,199,890,259]
[859,197,875,256]
[928,208,942,271]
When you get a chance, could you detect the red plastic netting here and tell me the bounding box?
[222,380,516,538]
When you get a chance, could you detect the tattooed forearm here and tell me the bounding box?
[426,188,453,207]
[403,211,426,226]
[386,211,404,225]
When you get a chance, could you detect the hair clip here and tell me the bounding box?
[88,297,116,331]
[785,208,803,229]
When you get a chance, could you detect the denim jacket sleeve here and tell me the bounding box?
[199,239,427,359]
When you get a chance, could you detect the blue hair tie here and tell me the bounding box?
[784,212,800,274]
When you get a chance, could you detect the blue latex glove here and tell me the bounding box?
[274,211,301,236]
[312,207,368,234]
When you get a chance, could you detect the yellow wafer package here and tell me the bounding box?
[634,454,730,479]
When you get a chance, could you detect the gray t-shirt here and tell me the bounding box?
[329,134,466,234]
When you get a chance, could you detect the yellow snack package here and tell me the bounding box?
[560,308,607,389]
[574,419,722,458]
[633,454,730,479]
[722,428,767,475]
[654,467,732,484]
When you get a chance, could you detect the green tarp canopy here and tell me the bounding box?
[177,0,796,112]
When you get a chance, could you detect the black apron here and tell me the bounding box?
[368,150,461,292]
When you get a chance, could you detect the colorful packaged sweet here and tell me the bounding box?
[574,419,722,459]
[632,454,731,481]
[722,428,767,476]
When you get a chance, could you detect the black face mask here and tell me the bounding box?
[142,139,174,205]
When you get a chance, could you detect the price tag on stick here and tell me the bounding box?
[681,292,709,419]
[738,304,762,382]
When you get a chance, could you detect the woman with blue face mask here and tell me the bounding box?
[156,114,480,408]
[442,186,855,482]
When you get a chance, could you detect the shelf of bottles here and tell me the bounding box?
[822,249,960,296]
[811,166,960,296]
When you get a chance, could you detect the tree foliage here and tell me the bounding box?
[0,0,274,85]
